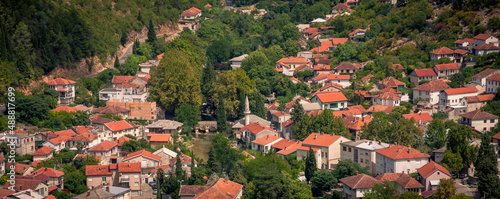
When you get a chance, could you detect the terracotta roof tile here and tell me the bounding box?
[430,47,454,55]
[375,145,430,160]
[86,165,112,176]
[403,113,433,123]
[330,38,349,45]
[340,174,380,189]
[347,105,368,114]
[0,189,15,198]
[47,78,75,85]
[272,139,297,150]
[31,167,64,178]
[379,77,405,88]
[487,74,500,81]
[349,28,367,36]
[375,173,405,182]
[314,92,348,103]
[123,149,161,161]
[73,154,102,161]
[116,136,133,147]
[33,146,54,156]
[473,34,493,40]
[373,92,401,100]
[151,165,171,173]
[321,82,343,91]
[472,69,500,79]
[473,43,500,50]
[147,134,172,142]
[70,133,98,142]
[413,79,450,91]
[418,161,451,178]
[301,28,318,34]
[444,87,477,95]
[277,56,310,64]
[493,132,500,140]
[334,62,363,70]
[104,120,134,132]
[53,106,78,113]
[395,173,424,188]
[454,49,468,54]
[332,3,350,10]
[111,76,134,84]
[466,94,495,103]
[413,69,438,77]
[435,63,459,71]
[392,64,405,70]
[303,133,341,147]
[297,145,320,151]
[48,136,72,145]
[361,74,374,81]
[240,122,276,135]
[88,140,117,152]
[54,129,77,137]
[277,141,302,155]
[460,109,499,120]
[314,65,331,71]
[454,38,474,44]
[2,177,42,191]
[117,162,141,173]
[251,135,282,146]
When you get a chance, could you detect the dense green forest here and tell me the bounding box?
[0,0,216,91]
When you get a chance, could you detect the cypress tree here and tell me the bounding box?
[207,145,221,174]
[120,31,128,46]
[175,155,184,178]
[114,56,120,69]
[475,135,500,198]
[238,89,245,119]
[305,147,317,183]
[146,19,157,44]
[156,168,164,199]
[217,95,227,133]
[201,64,216,102]
[132,40,140,55]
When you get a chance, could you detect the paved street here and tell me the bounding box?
[454,179,479,199]
[136,183,156,199]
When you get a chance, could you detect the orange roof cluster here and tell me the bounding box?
[123,149,161,161]
[444,87,478,95]
[375,145,430,160]
[251,135,282,146]
[105,120,135,132]
[53,106,78,113]
[418,161,451,178]
[33,146,54,156]
[147,134,172,142]
[47,78,75,85]
[466,94,495,103]
[151,165,171,173]
[314,92,348,103]
[89,140,118,152]
[302,133,341,147]
[117,162,141,173]
[413,79,450,91]
[403,113,433,123]
[240,122,275,135]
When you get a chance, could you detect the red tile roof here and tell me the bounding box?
[114,82,140,89]
[251,135,282,146]
[373,92,401,100]
[466,94,495,103]
[314,92,348,103]
[349,28,367,36]
[473,34,493,40]
[47,193,57,198]
[413,69,438,77]
[347,105,368,114]
[240,122,275,135]
[313,65,331,71]
[320,82,343,91]
[493,131,500,140]
[47,78,75,85]
[117,162,141,173]
[392,64,405,70]
[267,102,280,111]
[375,173,405,182]
[434,63,459,70]
[0,189,15,198]
[444,87,478,95]
[73,154,102,161]
[70,133,98,142]
[367,104,394,114]
[332,3,350,10]
[297,145,320,151]
[88,140,117,152]
[181,7,202,16]
[334,62,362,70]
[112,76,134,84]
[74,126,92,134]
[301,28,318,34]
[32,167,64,178]
[123,149,161,161]
[361,74,374,81]
[340,174,380,189]
[473,43,500,50]
[330,38,349,45]
[460,109,499,120]
[116,136,133,147]
[430,47,454,55]
[272,111,290,117]
[86,165,112,176]
[151,165,171,173]
[472,69,500,79]
[194,178,243,199]
[148,134,172,142]
[33,146,54,156]
[277,141,302,155]
[333,109,362,117]
[0,155,5,162]
[421,190,437,198]
[54,129,77,137]
[30,160,42,167]
[277,56,310,64]
[486,73,500,82]
[53,106,78,113]
[272,139,297,150]
[2,178,42,191]
[375,145,430,160]
[403,113,433,123]
[454,49,468,54]
[413,79,450,91]
[105,120,134,132]
[395,173,424,188]
[303,133,342,147]
[454,38,474,44]
[48,136,72,145]
[379,77,405,88]
[418,161,451,178]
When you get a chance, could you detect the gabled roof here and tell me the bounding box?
[412,69,438,77]
[2,177,45,191]
[320,82,343,91]
[417,161,451,178]
[434,63,459,70]
[375,145,430,160]
[472,68,500,79]
[332,3,350,10]
[313,65,331,71]
[334,62,362,70]
[180,178,243,199]
[413,79,450,91]
[123,149,161,161]
[473,34,494,40]
[348,28,367,36]
[240,122,276,135]
[444,87,478,95]
[403,113,433,123]
[313,92,348,103]
[31,167,64,178]
[147,134,172,142]
[454,38,474,44]
[361,74,374,81]
[252,135,282,146]
[430,47,454,55]
[302,133,342,147]
[340,174,380,189]
[70,133,98,142]
[473,43,500,50]
[486,74,500,82]
[295,64,312,72]
[105,120,134,132]
[375,172,406,182]
[153,146,177,158]
[86,165,112,176]
[276,141,302,156]
[116,136,133,147]
[466,94,495,103]
[347,105,368,114]
[277,56,310,64]
[33,146,54,156]
[395,173,424,188]
[460,109,499,120]
[372,92,401,100]
[47,78,75,85]
[301,28,318,34]
[493,131,500,140]
[112,76,134,84]
[330,38,349,45]
[272,139,297,150]
[379,77,405,88]
[392,64,405,70]
[367,104,394,114]
[73,126,92,134]
[53,106,79,113]
[54,129,77,137]
[47,136,72,145]
[88,140,117,152]
[117,162,141,173]
[181,7,202,16]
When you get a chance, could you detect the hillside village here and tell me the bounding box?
[1,0,500,199]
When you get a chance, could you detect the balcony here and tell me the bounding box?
[121,177,130,182]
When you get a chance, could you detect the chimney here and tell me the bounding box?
[356,171,358,175]
[266,135,269,140]
[373,138,376,141]
[408,146,411,154]
[320,132,324,135]
[407,170,410,174]
[20,185,22,191]
[87,191,91,197]
[314,134,317,139]
[369,141,372,145]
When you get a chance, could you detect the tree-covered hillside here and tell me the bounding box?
[0,0,216,91]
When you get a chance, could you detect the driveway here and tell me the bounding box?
[136,183,156,199]
[454,179,479,199]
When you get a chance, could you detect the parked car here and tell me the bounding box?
[149,182,157,189]
[153,189,158,195]
[451,173,457,178]
[459,173,468,179]
[470,182,477,188]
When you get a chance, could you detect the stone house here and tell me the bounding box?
[32,146,54,162]
[31,168,64,189]
[340,139,389,174]
[473,43,500,56]
[375,145,430,175]
[240,122,279,144]
[413,79,450,105]
[460,109,498,133]
[473,34,499,47]
[463,94,495,112]
[153,146,177,166]
[47,78,76,104]
[3,132,36,156]
[85,165,114,189]
[297,133,350,169]
[486,73,500,93]
[339,174,380,199]
[433,63,460,78]
[146,120,183,134]
[417,161,451,191]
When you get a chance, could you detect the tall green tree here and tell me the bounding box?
[114,56,120,69]
[441,150,463,176]
[120,31,128,46]
[175,103,201,129]
[311,170,337,196]
[305,147,317,183]
[146,19,157,45]
[332,159,371,179]
[363,181,397,199]
[157,168,164,199]
[434,178,456,199]
[216,94,228,133]
[175,155,185,179]
[426,119,447,150]
[475,135,500,198]
[201,64,216,104]
[206,145,222,175]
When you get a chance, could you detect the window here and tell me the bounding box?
[348,148,351,152]
[124,175,129,179]
[89,177,93,182]
[491,119,495,123]
[360,159,364,163]
[135,182,139,186]
[135,174,139,178]
[484,120,487,123]
[102,177,106,181]
[365,152,369,156]
[343,146,346,151]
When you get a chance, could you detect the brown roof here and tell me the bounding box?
[473,43,500,50]
[472,69,500,79]
[179,178,242,199]
[379,77,405,88]
[47,78,75,85]
[334,62,362,70]
[413,79,450,91]
[487,74,500,82]
[376,173,405,182]
[2,177,43,191]
[430,47,454,55]
[33,146,54,156]
[466,94,495,103]
[332,3,350,10]
[340,174,380,189]
[434,63,459,70]
[460,109,499,120]
[395,173,424,188]
[473,34,493,40]
[31,167,64,178]
[123,149,161,161]
[88,140,117,152]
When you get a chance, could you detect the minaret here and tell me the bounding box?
[244,95,251,126]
